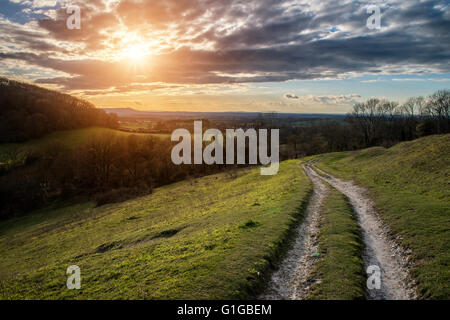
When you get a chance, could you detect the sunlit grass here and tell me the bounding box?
[0,127,167,161]
[314,134,450,299]
[307,187,365,300]
[0,160,311,299]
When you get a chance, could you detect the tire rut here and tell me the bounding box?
[259,164,329,300]
[307,163,416,300]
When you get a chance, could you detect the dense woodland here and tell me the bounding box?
[0,78,118,142]
[0,78,448,220]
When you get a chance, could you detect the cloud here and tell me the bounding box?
[0,0,449,92]
[361,79,382,83]
[285,94,362,107]
[313,94,361,105]
[427,78,450,82]
[285,93,299,99]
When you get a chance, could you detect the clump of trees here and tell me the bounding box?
[282,90,450,158]
[0,78,118,142]
[349,90,449,146]
[0,134,230,220]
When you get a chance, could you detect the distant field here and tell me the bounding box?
[0,127,168,161]
[0,160,311,299]
[314,134,450,299]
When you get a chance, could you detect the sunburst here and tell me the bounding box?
[121,43,150,64]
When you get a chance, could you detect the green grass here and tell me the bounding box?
[0,160,311,299]
[314,134,450,299]
[0,127,166,162]
[307,186,365,300]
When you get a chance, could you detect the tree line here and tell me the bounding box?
[0,133,240,220]
[281,90,450,158]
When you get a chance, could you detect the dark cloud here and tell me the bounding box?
[38,2,119,50]
[0,0,449,91]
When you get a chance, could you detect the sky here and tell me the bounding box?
[0,0,449,113]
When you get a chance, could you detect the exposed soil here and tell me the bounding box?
[259,164,328,299]
[309,164,417,300]
[260,162,416,300]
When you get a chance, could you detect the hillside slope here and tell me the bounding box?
[0,127,168,163]
[0,78,117,143]
[315,134,450,299]
[0,160,311,299]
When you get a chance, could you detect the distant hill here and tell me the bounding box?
[0,78,118,143]
[102,107,346,120]
[102,108,152,117]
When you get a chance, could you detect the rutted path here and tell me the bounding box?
[308,163,416,300]
[260,161,416,300]
[259,164,328,300]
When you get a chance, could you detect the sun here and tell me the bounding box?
[120,43,150,64]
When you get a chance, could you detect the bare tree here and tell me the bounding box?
[425,90,450,134]
[400,97,424,140]
[402,97,425,117]
[349,99,381,146]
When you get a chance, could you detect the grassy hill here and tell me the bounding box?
[0,78,118,144]
[0,127,171,166]
[1,133,448,300]
[0,127,168,159]
[0,160,311,299]
[315,134,450,299]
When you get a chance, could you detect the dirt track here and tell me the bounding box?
[260,162,416,300]
[259,164,328,300]
[309,164,416,300]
